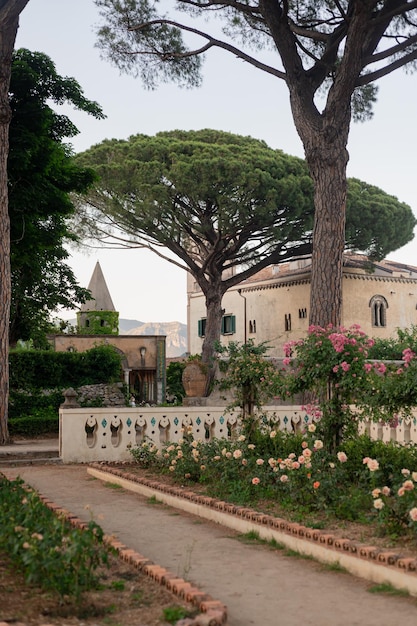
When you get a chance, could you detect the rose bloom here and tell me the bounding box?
[398,487,406,497]
[305,461,312,469]
[307,423,316,433]
[233,449,242,459]
[366,458,379,472]
[401,468,411,476]
[268,458,277,468]
[301,441,308,449]
[337,451,348,463]
[313,481,320,489]
[409,507,417,522]
[226,452,232,459]
[280,474,289,483]
[242,459,248,466]
[288,453,296,459]
[371,488,381,498]
[177,450,183,458]
[251,477,260,485]
[329,462,335,469]
[292,461,301,470]
[303,448,312,458]
[238,435,246,442]
[221,448,227,456]
[373,498,384,510]
[213,455,221,461]
[169,466,175,472]
[270,430,277,439]
[256,458,264,466]
[200,465,206,471]
[298,455,305,464]
[314,440,324,450]
[412,472,417,482]
[382,486,391,496]
[403,480,414,491]
[248,444,256,450]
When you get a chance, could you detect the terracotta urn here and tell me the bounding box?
[182,361,208,397]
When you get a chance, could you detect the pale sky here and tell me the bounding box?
[15,0,417,325]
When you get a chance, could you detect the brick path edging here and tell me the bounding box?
[88,462,417,598]
[0,472,227,626]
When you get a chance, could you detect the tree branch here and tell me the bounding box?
[129,18,286,79]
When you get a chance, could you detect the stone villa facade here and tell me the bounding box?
[187,254,417,357]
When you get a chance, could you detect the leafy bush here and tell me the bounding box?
[166,361,186,404]
[10,345,122,390]
[0,476,109,599]
[9,409,59,436]
[130,420,417,534]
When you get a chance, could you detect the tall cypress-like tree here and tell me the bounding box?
[8,48,105,347]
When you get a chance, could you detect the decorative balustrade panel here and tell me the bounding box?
[60,406,417,463]
[59,406,309,463]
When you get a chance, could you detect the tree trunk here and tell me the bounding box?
[0,0,30,445]
[290,99,351,329]
[201,283,225,390]
[306,141,349,328]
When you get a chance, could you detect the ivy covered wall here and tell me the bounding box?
[77,310,119,335]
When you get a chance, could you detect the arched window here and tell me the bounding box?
[369,295,388,327]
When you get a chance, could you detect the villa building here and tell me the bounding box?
[187,254,417,358]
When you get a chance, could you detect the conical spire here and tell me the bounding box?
[80,262,116,312]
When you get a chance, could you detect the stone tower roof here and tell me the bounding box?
[80,262,116,312]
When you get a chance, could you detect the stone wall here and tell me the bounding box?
[76,383,126,407]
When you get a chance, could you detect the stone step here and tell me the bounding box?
[0,455,61,467]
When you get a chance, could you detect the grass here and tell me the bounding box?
[367,583,410,597]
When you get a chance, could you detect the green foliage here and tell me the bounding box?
[130,420,417,537]
[346,178,415,260]
[76,129,314,363]
[215,340,278,420]
[9,345,122,390]
[9,410,59,437]
[162,605,193,624]
[77,310,119,335]
[0,476,109,599]
[8,48,104,346]
[275,325,379,451]
[166,361,186,404]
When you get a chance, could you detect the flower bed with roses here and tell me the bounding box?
[130,326,417,540]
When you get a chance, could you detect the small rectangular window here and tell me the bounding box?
[198,318,207,337]
[221,314,236,335]
[285,313,292,331]
[299,308,307,319]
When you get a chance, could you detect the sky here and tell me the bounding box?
[15,0,417,325]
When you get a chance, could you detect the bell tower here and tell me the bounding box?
[76,262,119,335]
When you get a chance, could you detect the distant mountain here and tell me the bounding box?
[118,318,145,332]
[121,320,187,358]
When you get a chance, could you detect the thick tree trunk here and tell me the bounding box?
[201,283,224,391]
[306,141,349,328]
[0,0,30,445]
[289,95,351,329]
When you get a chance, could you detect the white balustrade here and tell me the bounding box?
[59,405,417,463]
[59,406,308,463]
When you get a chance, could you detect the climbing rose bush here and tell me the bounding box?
[275,324,380,451]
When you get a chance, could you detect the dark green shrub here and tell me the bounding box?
[9,410,59,436]
[166,361,186,403]
[10,345,122,389]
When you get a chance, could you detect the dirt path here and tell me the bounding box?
[4,464,417,626]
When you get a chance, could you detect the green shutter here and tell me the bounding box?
[231,315,236,333]
[198,319,203,337]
